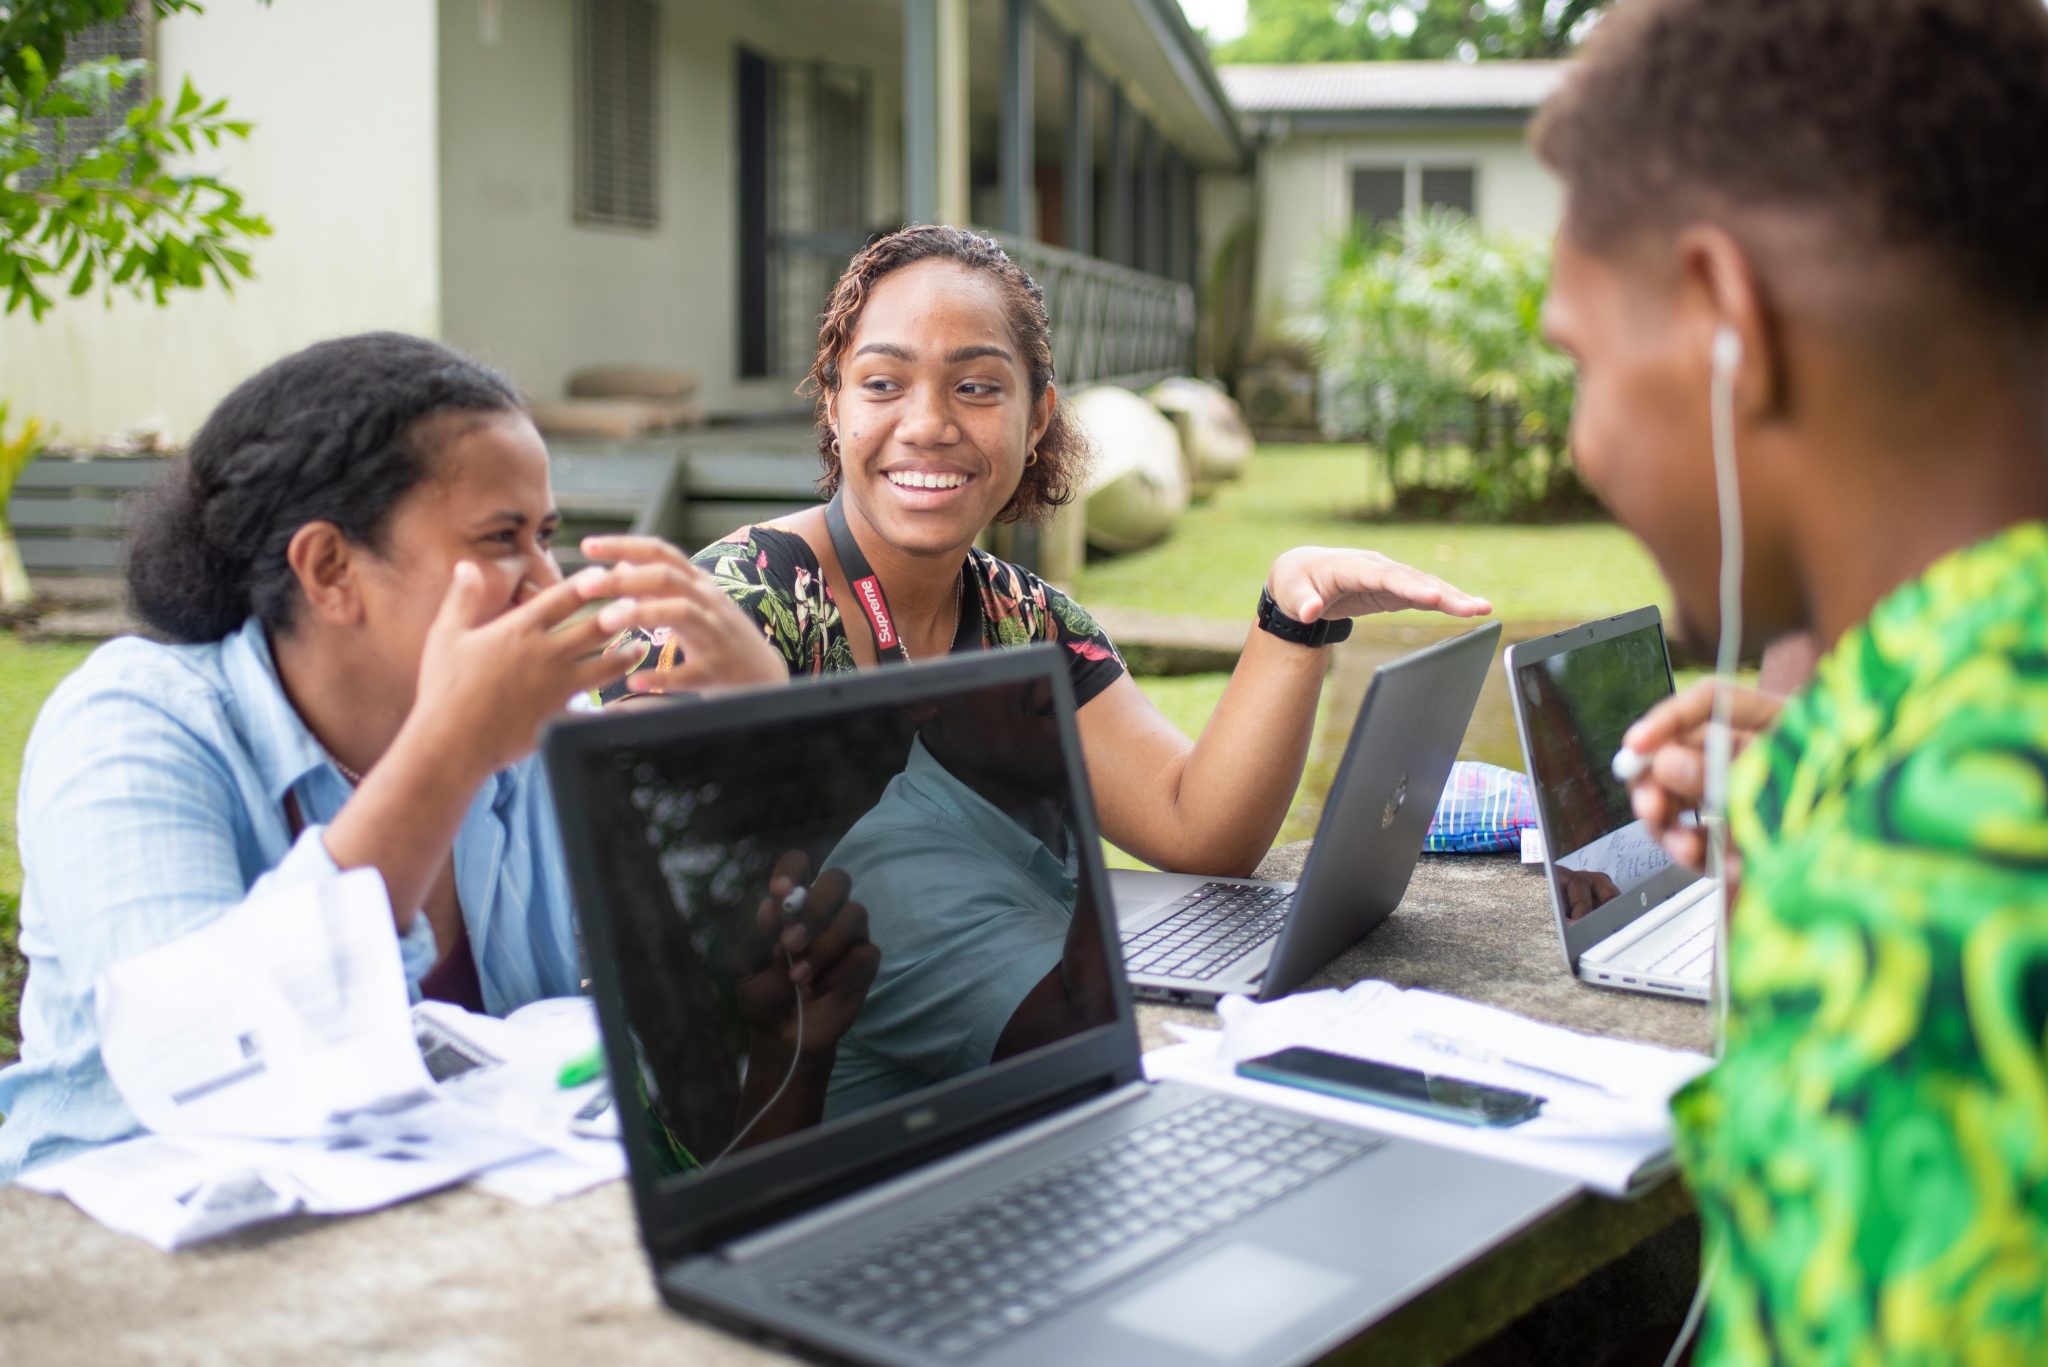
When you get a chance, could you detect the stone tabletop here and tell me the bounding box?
[0,850,1708,1367]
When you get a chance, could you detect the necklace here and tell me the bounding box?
[905,573,965,663]
[330,754,364,786]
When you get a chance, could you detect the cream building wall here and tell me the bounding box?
[435,0,905,417]
[0,0,442,445]
[1248,128,1560,338]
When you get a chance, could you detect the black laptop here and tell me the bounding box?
[544,649,1574,1366]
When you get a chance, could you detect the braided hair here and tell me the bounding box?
[126,333,524,643]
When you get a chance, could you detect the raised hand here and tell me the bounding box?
[409,561,633,780]
[1615,678,1783,873]
[579,535,788,695]
[1555,865,1621,922]
[732,850,880,1055]
[1266,546,1493,624]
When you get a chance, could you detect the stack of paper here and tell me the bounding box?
[18,869,622,1249]
[1144,980,1713,1197]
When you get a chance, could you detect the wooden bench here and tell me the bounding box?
[547,429,824,572]
[8,453,170,577]
[546,439,694,574]
[9,434,828,585]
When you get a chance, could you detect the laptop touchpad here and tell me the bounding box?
[1106,1244,1355,1359]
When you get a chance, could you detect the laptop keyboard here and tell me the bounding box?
[778,1095,1381,1358]
[1642,919,1715,981]
[1122,883,1291,981]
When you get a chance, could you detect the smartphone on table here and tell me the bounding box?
[1236,1047,1544,1128]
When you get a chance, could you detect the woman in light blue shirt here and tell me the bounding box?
[0,333,788,1177]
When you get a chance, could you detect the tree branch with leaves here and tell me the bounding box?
[0,0,269,603]
[1216,0,1613,64]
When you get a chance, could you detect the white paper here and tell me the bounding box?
[1520,827,1547,864]
[1146,981,1714,1197]
[412,999,626,1201]
[96,868,432,1140]
[1555,821,1669,889]
[17,1135,306,1251]
[31,867,619,1248]
[21,1095,543,1251]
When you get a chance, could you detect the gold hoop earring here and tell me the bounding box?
[1025,448,1040,468]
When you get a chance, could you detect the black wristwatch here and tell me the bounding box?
[1256,588,1352,647]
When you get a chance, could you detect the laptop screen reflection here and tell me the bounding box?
[575,674,1117,1174]
[1513,626,1679,922]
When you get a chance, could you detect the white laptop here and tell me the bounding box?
[1503,608,1719,1002]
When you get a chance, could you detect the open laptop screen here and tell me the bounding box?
[1512,620,1685,922]
[561,665,1120,1184]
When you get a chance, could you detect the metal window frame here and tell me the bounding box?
[26,2,154,185]
[1341,155,1482,230]
[574,0,661,232]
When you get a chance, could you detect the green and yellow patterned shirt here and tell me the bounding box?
[1675,521,2048,1365]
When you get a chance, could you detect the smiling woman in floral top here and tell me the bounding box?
[603,520,1125,707]
[597,224,1492,875]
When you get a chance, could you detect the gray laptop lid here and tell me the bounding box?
[1257,621,1503,996]
[545,649,1140,1266]
[1502,607,1702,969]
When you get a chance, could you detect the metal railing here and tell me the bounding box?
[997,234,1195,391]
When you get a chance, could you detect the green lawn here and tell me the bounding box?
[1084,445,1671,873]
[1073,444,1668,626]
[0,637,95,1061]
[0,446,1674,1052]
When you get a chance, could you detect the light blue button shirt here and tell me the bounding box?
[821,737,1079,1119]
[0,618,582,1178]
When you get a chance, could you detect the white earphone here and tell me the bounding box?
[1661,321,1745,1367]
[1712,323,1743,381]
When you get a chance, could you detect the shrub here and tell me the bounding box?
[1288,211,1590,520]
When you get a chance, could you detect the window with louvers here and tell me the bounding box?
[576,0,658,229]
[25,5,150,189]
[1420,166,1477,218]
[1351,167,1406,233]
[738,54,870,378]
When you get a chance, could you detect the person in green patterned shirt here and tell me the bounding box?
[1531,0,2048,1362]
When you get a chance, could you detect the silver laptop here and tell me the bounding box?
[546,647,1575,1367]
[1112,622,1502,1006]
[1504,607,1720,1002]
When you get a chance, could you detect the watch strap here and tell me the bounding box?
[1257,588,1352,647]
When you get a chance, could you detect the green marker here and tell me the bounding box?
[557,1046,604,1089]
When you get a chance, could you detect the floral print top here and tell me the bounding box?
[597,524,1126,706]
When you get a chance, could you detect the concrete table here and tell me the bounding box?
[0,850,1707,1367]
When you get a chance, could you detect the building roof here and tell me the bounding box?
[1219,60,1568,116]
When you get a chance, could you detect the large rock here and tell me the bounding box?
[1068,386,1189,555]
[1147,376,1253,496]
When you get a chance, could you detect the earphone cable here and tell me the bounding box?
[713,970,806,1166]
[1659,328,1745,1367]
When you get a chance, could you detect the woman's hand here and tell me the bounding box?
[733,851,880,1055]
[408,561,631,780]
[580,535,787,695]
[1616,678,1783,873]
[1266,546,1493,624]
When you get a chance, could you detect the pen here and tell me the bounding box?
[557,1046,604,1089]
[1408,1030,1626,1098]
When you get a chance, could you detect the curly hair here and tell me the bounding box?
[1530,0,2048,322]
[127,333,525,643]
[802,224,1090,524]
